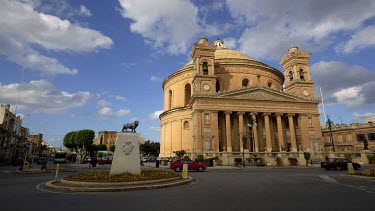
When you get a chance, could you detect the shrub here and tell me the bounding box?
[65,170,179,182]
[195,155,204,163]
[234,158,242,164]
[344,153,353,162]
[367,154,375,161]
[303,152,311,166]
[274,156,283,166]
[246,157,253,163]
[175,150,186,158]
[288,157,298,166]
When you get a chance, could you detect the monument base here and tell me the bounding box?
[110,132,141,175]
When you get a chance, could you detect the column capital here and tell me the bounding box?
[250,112,258,116]
[287,113,295,117]
[224,111,232,115]
[275,113,284,117]
[237,112,245,115]
[262,112,271,116]
[299,113,308,117]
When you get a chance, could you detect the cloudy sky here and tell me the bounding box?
[1,0,375,147]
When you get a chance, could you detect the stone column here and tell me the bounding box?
[288,114,297,152]
[275,113,285,151]
[238,112,245,152]
[299,114,310,151]
[225,111,232,152]
[263,113,272,152]
[194,110,203,153]
[252,113,259,152]
[211,111,219,152]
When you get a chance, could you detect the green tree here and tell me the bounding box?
[63,131,78,151]
[175,150,186,158]
[140,140,160,156]
[97,144,107,151]
[109,145,116,152]
[87,144,98,154]
[75,129,95,150]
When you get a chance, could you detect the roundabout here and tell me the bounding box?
[38,170,195,192]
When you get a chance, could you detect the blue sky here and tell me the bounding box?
[1,0,375,147]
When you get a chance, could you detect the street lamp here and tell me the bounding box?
[326,115,335,152]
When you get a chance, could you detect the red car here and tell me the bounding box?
[170,159,206,172]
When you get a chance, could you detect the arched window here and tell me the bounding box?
[299,69,305,81]
[267,82,272,88]
[242,78,249,87]
[184,121,189,129]
[184,84,191,106]
[216,79,220,92]
[202,62,208,75]
[168,90,172,109]
[289,71,293,81]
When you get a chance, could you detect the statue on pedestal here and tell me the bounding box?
[122,121,139,132]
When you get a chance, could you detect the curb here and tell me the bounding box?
[39,176,195,192]
[16,169,76,174]
[340,174,375,180]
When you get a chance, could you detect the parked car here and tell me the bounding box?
[321,158,361,170]
[158,157,173,162]
[141,157,149,162]
[170,158,206,172]
[37,156,48,165]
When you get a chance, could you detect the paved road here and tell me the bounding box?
[0,164,374,211]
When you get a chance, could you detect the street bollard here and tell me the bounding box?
[55,164,59,181]
[347,163,354,174]
[182,163,188,179]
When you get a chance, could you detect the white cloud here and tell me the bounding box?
[97,100,111,108]
[353,112,375,122]
[332,87,365,108]
[97,107,131,120]
[0,0,113,75]
[311,61,375,107]
[0,80,91,114]
[149,110,163,120]
[80,5,92,17]
[222,37,237,49]
[150,76,162,81]
[115,96,127,102]
[340,25,375,53]
[148,126,160,131]
[225,0,375,60]
[118,0,201,55]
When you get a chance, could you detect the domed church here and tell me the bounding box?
[159,37,322,159]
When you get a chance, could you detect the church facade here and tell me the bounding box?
[159,37,322,158]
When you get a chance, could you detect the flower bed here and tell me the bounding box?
[64,170,179,183]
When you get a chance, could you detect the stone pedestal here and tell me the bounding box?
[110,133,141,175]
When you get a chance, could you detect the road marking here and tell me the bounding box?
[356,187,367,191]
[365,191,374,194]
[2,171,10,173]
[319,175,337,183]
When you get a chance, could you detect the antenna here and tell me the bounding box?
[320,87,327,123]
[15,68,25,116]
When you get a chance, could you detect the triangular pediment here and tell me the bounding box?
[215,87,308,102]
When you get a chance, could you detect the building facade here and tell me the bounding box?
[159,38,323,158]
[321,122,375,152]
[93,131,145,150]
[0,104,32,162]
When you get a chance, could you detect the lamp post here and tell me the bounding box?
[326,115,335,152]
[241,133,248,167]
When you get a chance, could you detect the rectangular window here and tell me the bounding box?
[357,134,365,142]
[347,134,352,141]
[204,114,210,124]
[308,117,313,127]
[369,133,375,141]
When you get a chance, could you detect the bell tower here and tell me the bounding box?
[279,46,315,99]
[191,37,217,94]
